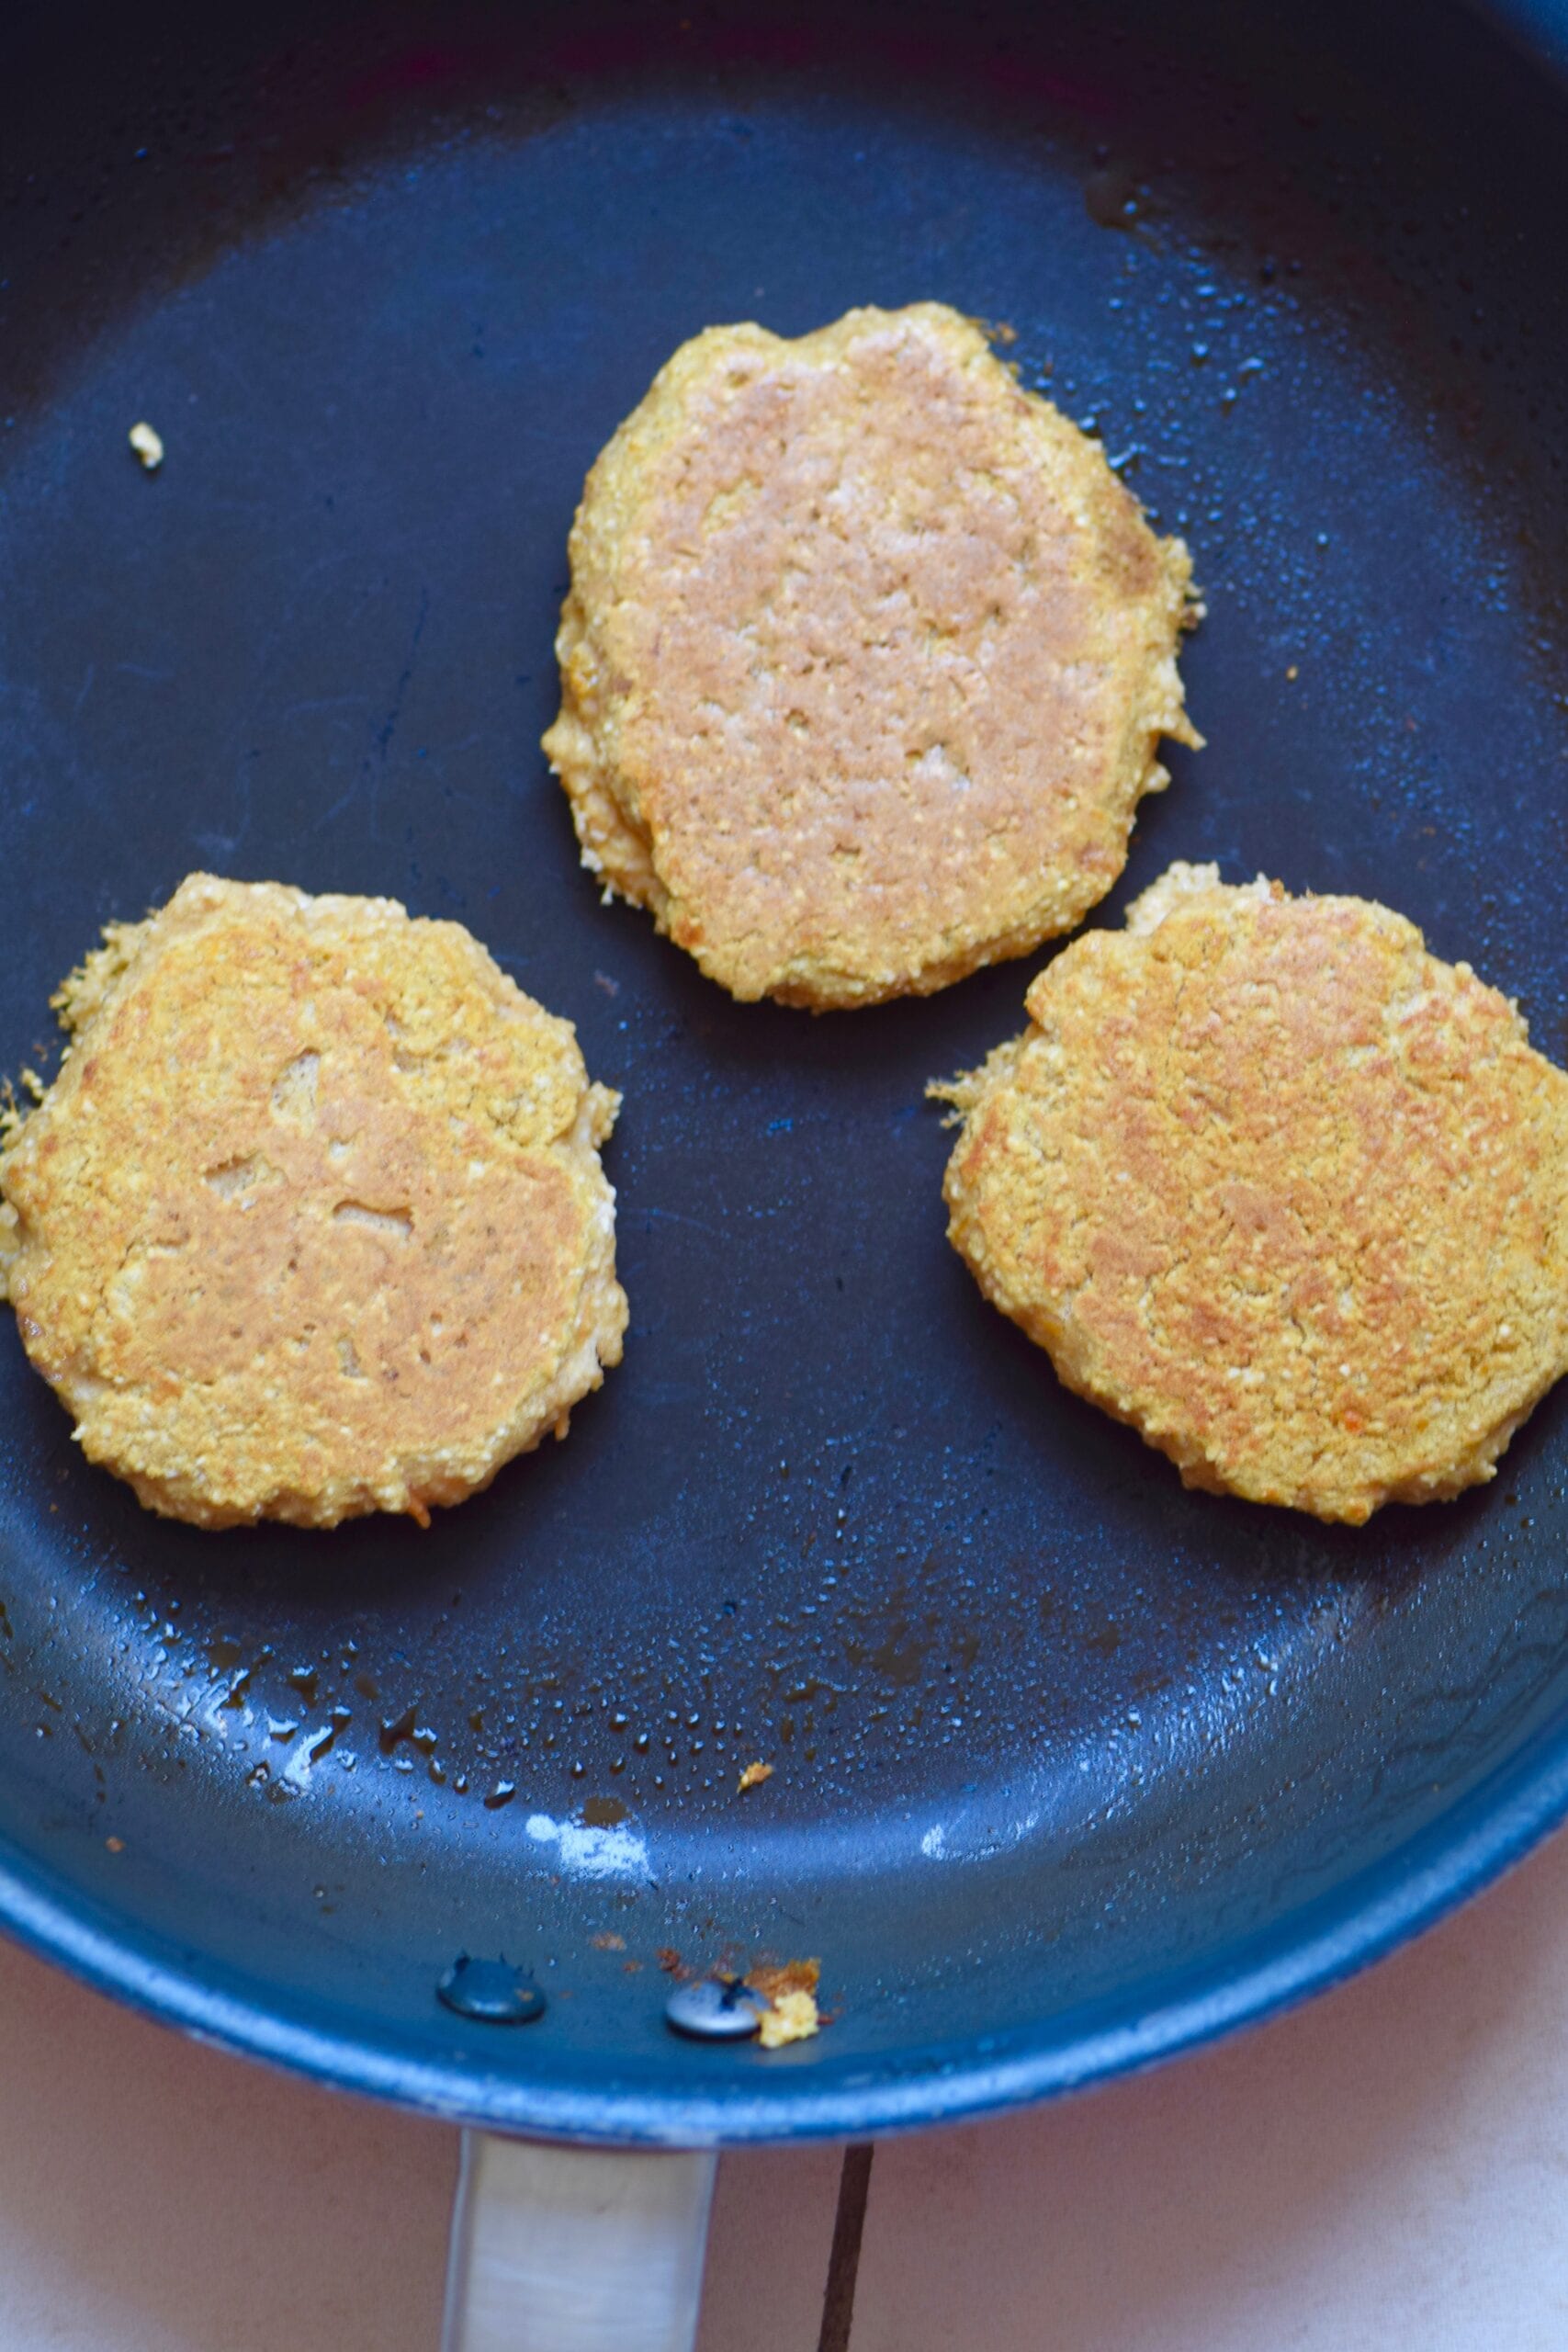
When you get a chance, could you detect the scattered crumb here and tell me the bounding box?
[656,1946,685,1975]
[591,1931,626,1951]
[105,1836,124,1853]
[987,318,1019,345]
[759,1990,820,2049]
[1285,665,1299,681]
[737,1759,773,1794]
[129,421,164,471]
[18,1069,46,1103]
[622,1959,644,1974]
[592,970,621,997]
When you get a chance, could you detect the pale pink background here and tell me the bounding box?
[5,1828,1568,2349]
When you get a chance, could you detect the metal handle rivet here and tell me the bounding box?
[664,1975,767,2041]
[437,1954,547,2024]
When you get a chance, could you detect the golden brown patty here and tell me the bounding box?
[544,301,1201,1010]
[0,876,626,1529]
[935,863,1568,1522]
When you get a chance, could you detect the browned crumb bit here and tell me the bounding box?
[656,1946,685,1975]
[737,1759,774,1794]
[590,1931,626,1951]
[746,1956,819,2003]
[105,1836,125,1853]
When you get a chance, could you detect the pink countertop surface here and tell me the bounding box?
[5,1823,1568,2351]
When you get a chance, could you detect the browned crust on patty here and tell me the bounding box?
[935,863,1568,1522]
[545,302,1201,1009]
[0,876,627,1529]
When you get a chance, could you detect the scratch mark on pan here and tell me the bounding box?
[314,585,431,838]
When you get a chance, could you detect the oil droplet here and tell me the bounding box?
[1084,162,1141,230]
[378,1703,420,1757]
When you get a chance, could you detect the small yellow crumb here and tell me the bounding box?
[1286,664,1299,681]
[105,1836,124,1853]
[758,1989,819,2049]
[19,1069,46,1103]
[129,422,164,471]
[737,1759,773,1794]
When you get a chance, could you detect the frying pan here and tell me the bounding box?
[3,0,1567,2341]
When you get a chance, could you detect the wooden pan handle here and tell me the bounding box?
[441,2131,717,2352]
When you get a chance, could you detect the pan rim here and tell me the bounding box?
[1,1712,1565,2144]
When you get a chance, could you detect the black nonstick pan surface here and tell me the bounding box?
[1,0,1566,2145]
